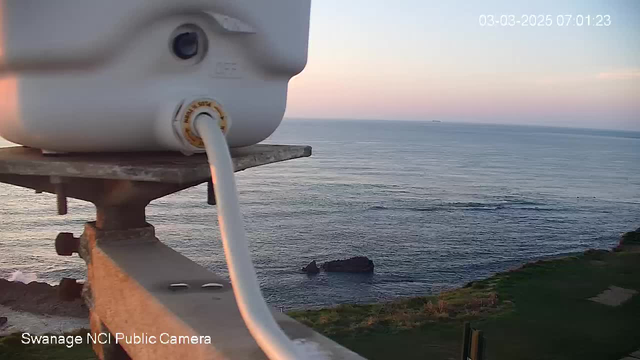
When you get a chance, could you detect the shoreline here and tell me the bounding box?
[0,229,636,326]
[0,278,88,319]
[286,230,640,359]
[0,248,615,321]
[1,229,638,359]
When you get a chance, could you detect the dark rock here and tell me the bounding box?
[0,279,88,318]
[301,260,320,274]
[322,256,374,273]
[0,316,7,327]
[620,229,640,245]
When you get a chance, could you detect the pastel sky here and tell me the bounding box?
[285,0,640,130]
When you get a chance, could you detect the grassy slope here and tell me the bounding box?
[290,249,640,360]
[0,330,95,360]
[2,249,638,360]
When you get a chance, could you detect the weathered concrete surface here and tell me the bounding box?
[0,145,311,184]
[82,223,364,360]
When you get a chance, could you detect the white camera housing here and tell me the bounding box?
[0,0,311,153]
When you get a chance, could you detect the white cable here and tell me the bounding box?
[194,114,304,360]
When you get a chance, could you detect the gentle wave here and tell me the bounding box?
[1,120,638,310]
[368,200,554,213]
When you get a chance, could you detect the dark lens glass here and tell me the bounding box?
[172,32,199,60]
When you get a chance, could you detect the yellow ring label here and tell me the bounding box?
[181,99,228,148]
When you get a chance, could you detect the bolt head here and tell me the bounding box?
[55,232,79,256]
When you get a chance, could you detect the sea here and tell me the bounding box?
[1,119,639,310]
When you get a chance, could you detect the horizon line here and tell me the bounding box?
[283,117,640,133]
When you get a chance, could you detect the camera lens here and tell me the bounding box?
[172,32,199,60]
[170,25,207,63]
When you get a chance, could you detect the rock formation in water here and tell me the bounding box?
[616,227,640,251]
[620,228,640,245]
[301,260,320,274]
[322,256,374,273]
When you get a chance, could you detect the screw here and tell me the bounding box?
[207,179,216,205]
[169,283,190,291]
[201,283,223,289]
[50,176,67,215]
[56,186,68,215]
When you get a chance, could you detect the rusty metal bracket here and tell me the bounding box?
[0,145,364,360]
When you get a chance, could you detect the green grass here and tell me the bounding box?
[2,249,638,360]
[0,329,95,360]
[290,250,640,360]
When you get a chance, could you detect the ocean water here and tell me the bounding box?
[1,120,639,310]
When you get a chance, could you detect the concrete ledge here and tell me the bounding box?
[83,223,364,360]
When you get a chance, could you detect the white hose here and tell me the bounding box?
[194,114,304,360]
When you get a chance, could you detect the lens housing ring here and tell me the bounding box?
[169,24,208,64]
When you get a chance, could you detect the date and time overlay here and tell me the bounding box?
[479,14,611,27]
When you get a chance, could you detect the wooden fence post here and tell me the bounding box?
[461,323,485,360]
[460,322,471,360]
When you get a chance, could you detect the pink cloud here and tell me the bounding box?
[597,69,640,80]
